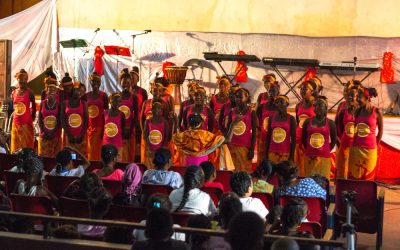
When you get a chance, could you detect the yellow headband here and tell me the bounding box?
[44,76,57,85]
[73,81,81,89]
[130,70,139,77]
[15,72,28,79]
[275,95,289,104]
[196,87,206,94]
[235,88,249,98]
[61,81,73,87]
[217,77,231,87]
[154,82,166,89]
[262,74,276,82]
[311,77,321,88]
[89,74,101,82]
[230,85,241,92]
[299,81,314,91]
[187,82,199,91]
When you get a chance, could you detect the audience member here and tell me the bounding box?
[169,165,216,216]
[230,172,268,220]
[271,238,299,250]
[275,161,326,200]
[122,163,142,204]
[63,172,103,199]
[266,205,283,233]
[200,161,224,191]
[186,214,212,250]
[93,144,124,181]
[132,208,189,250]
[49,146,89,177]
[218,192,242,230]
[227,212,265,250]
[142,148,182,189]
[251,159,274,193]
[9,148,36,173]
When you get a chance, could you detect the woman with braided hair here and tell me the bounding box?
[169,165,216,216]
[92,144,124,181]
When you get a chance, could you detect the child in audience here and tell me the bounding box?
[93,144,124,181]
[271,238,300,250]
[49,146,90,177]
[132,208,189,250]
[63,172,103,199]
[169,165,216,216]
[142,148,183,189]
[133,193,185,241]
[218,192,243,230]
[9,148,36,173]
[186,214,212,250]
[275,161,326,200]
[251,159,274,193]
[230,172,269,220]
[227,212,265,250]
[200,161,224,191]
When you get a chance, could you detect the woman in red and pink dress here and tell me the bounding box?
[182,87,214,132]
[256,80,279,164]
[103,93,125,160]
[265,95,296,164]
[143,101,170,168]
[302,96,336,179]
[256,74,276,109]
[218,84,240,135]
[294,80,317,176]
[178,81,198,131]
[210,77,231,132]
[61,81,89,156]
[84,72,108,161]
[93,144,124,181]
[348,87,383,180]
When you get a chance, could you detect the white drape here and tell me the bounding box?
[0,0,57,86]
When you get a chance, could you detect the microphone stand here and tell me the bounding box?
[83,28,100,57]
[131,30,151,87]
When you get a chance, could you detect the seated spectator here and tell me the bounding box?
[117,163,142,205]
[227,212,265,250]
[271,238,299,250]
[49,146,90,177]
[9,148,37,173]
[275,161,326,200]
[218,192,242,230]
[266,205,283,233]
[93,144,124,181]
[169,165,216,216]
[186,214,212,250]
[0,129,9,154]
[251,159,274,193]
[133,193,185,241]
[132,208,189,250]
[77,186,112,238]
[13,155,58,209]
[230,172,268,220]
[142,148,182,189]
[200,161,224,191]
[63,172,103,199]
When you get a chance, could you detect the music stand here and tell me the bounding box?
[60,39,88,79]
[104,45,132,81]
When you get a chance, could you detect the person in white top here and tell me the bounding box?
[49,146,90,177]
[169,165,217,217]
[230,171,269,221]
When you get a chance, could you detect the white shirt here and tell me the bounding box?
[240,197,269,219]
[169,188,217,216]
[133,220,185,241]
[49,165,85,177]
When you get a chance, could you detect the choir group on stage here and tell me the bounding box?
[10,67,383,180]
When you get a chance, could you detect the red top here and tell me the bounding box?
[259,106,276,140]
[185,105,209,131]
[133,87,145,119]
[259,92,269,105]
[231,107,252,148]
[182,99,192,111]
[305,119,331,158]
[337,101,346,114]
[103,111,123,148]
[40,100,61,138]
[92,168,124,181]
[211,95,230,130]
[340,108,355,148]
[13,90,33,125]
[353,107,377,149]
[296,104,315,142]
[65,100,85,137]
[118,93,134,128]
[147,120,165,151]
[203,181,224,192]
[85,91,106,128]
[269,114,291,154]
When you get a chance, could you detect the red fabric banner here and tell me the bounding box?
[93,46,104,75]
[380,52,395,84]
[234,50,248,83]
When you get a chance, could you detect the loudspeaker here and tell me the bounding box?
[0,40,11,102]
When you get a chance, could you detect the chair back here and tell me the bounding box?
[251,192,274,210]
[172,212,195,226]
[4,171,26,196]
[298,222,322,239]
[268,174,280,188]
[10,194,54,215]
[44,175,79,197]
[40,157,57,172]
[200,187,223,206]
[215,170,232,192]
[141,184,173,196]
[107,204,147,223]
[0,153,18,171]
[86,161,102,172]
[59,196,90,218]
[102,180,123,197]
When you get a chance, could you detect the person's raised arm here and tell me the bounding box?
[376,108,383,145]
[207,107,215,132]
[302,118,310,149]
[64,145,90,169]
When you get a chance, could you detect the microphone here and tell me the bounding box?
[186,32,195,37]
[144,30,152,33]
[113,29,119,36]
[94,28,100,33]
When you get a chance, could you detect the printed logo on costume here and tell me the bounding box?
[356,123,370,137]
[272,127,286,143]
[233,121,246,136]
[309,133,324,149]
[298,114,309,128]
[105,122,118,137]
[345,122,355,137]
[68,114,82,128]
[14,102,26,116]
[149,130,163,145]
[118,105,131,119]
[44,115,57,130]
[263,117,270,132]
[88,105,100,118]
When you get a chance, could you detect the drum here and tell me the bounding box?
[165,66,188,105]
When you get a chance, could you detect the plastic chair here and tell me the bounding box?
[172,212,195,227]
[102,179,123,197]
[298,221,323,239]
[4,171,26,196]
[10,194,54,215]
[334,179,384,249]
[59,196,90,218]
[251,192,274,210]
[215,170,232,192]
[107,204,147,222]
[44,175,79,197]
[200,186,223,206]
